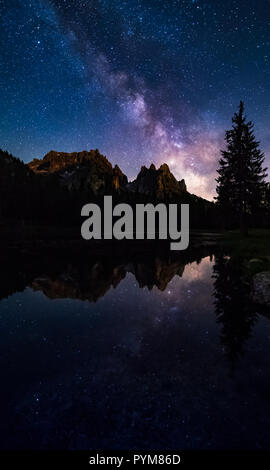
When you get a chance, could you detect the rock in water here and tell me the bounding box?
[252,271,270,305]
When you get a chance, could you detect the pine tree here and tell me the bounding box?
[216,101,268,233]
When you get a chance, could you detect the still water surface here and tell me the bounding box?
[0,247,269,449]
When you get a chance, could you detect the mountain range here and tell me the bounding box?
[28,149,198,201]
[0,147,216,228]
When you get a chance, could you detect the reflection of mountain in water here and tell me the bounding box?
[0,242,213,302]
[31,258,186,301]
[31,263,127,302]
[1,241,269,372]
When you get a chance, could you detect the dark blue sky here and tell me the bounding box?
[1,0,269,198]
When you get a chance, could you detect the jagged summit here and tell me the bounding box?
[27,150,188,200]
[127,162,187,200]
[29,149,112,174]
[28,149,128,194]
[1,147,215,227]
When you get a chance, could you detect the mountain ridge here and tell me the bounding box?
[28,149,191,201]
[0,147,216,228]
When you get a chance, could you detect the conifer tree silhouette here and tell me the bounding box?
[216,101,267,233]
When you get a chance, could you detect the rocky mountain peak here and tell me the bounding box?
[159,163,170,172]
[179,179,187,192]
[28,149,126,195]
[113,164,128,190]
[27,150,188,200]
[127,162,187,200]
[29,149,112,175]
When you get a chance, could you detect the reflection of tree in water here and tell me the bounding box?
[213,255,258,367]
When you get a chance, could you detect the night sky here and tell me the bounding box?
[1,0,270,199]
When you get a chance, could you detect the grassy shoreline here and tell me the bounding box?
[221,229,270,258]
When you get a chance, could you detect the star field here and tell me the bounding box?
[0,0,270,198]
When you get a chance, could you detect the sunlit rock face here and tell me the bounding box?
[28,150,188,201]
[26,149,215,227]
[112,164,128,191]
[28,149,128,195]
[127,162,187,200]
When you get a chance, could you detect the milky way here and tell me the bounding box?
[1,0,270,199]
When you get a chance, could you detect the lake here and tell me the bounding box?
[0,242,269,449]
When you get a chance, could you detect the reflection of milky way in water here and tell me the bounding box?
[29,255,214,304]
[0,253,269,450]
